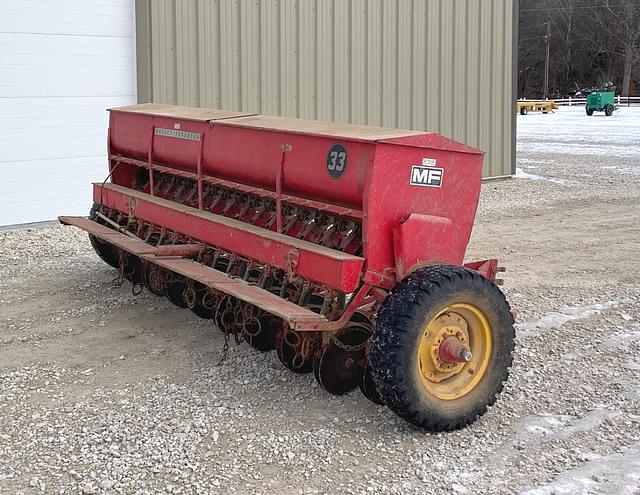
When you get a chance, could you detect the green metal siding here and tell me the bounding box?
[135,0,515,178]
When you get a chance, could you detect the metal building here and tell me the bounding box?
[0,1,136,226]
[135,0,517,178]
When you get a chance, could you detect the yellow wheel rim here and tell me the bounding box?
[417,303,492,401]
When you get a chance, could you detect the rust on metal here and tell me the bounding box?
[154,244,203,258]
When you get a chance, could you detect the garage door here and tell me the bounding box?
[0,0,136,226]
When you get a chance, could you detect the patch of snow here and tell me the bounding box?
[521,414,567,437]
[451,483,469,494]
[518,142,640,158]
[514,167,576,186]
[560,409,620,438]
[517,106,640,161]
[622,361,640,371]
[597,165,640,175]
[517,301,620,338]
[518,158,553,165]
[516,409,619,443]
[578,452,603,462]
[603,324,640,351]
[520,440,640,495]
[623,385,640,401]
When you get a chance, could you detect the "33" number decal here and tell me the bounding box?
[326,144,347,179]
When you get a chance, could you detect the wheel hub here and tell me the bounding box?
[417,304,492,400]
[439,336,472,363]
[422,313,470,380]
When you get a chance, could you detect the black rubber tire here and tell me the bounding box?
[605,104,614,116]
[586,107,594,116]
[360,365,384,405]
[368,265,515,432]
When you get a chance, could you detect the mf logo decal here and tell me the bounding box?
[410,164,444,188]
[326,143,347,179]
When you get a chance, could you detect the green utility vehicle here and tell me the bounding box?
[586,88,616,116]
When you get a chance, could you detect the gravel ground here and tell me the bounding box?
[1,107,640,494]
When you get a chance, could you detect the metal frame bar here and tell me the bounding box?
[60,215,378,331]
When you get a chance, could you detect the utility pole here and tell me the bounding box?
[543,20,551,99]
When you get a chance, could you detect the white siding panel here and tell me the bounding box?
[0,1,136,226]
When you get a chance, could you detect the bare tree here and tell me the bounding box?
[519,0,640,97]
[549,0,580,90]
[586,0,640,95]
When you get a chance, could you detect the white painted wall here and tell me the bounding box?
[0,0,136,226]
